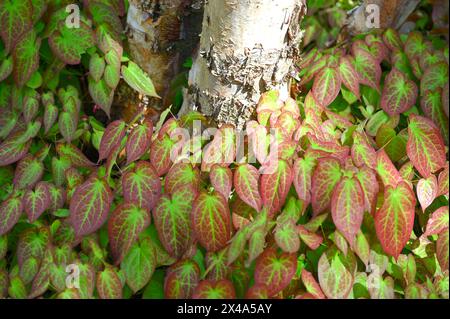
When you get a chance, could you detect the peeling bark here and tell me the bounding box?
[346,0,420,35]
[180,0,306,129]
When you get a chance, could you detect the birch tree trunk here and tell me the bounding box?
[180,0,306,128]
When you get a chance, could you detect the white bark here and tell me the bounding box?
[180,0,306,128]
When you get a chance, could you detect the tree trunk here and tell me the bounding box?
[180,0,306,129]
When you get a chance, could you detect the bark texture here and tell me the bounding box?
[180,0,306,129]
[346,0,420,35]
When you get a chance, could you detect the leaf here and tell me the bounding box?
[152,186,195,259]
[0,56,13,81]
[376,125,408,163]
[301,269,326,299]
[420,62,448,95]
[376,149,403,187]
[407,114,446,178]
[245,284,269,299]
[122,161,161,212]
[191,192,231,252]
[424,206,449,237]
[96,266,123,299]
[438,164,449,197]
[234,164,262,212]
[0,0,32,54]
[23,181,50,222]
[417,175,438,212]
[192,280,236,299]
[368,274,395,299]
[121,61,159,98]
[88,77,114,117]
[260,160,293,217]
[68,177,113,237]
[351,131,376,169]
[338,56,360,98]
[421,89,449,143]
[12,29,41,86]
[374,181,416,259]
[13,155,44,190]
[210,165,233,200]
[275,219,300,253]
[0,193,23,235]
[165,260,201,299]
[98,120,126,161]
[0,131,32,166]
[89,53,105,82]
[404,32,431,61]
[48,21,94,65]
[436,229,449,272]
[311,157,342,216]
[202,125,236,172]
[43,103,58,134]
[165,162,200,195]
[352,48,381,91]
[382,28,402,51]
[381,68,418,116]
[254,248,297,297]
[331,177,365,245]
[108,203,151,264]
[293,154,316,206]
[312,67,341,107]
[150,134,175,176]
[126,119,153,165]
[318,246,356,299]
[297,225,323,250]
[56,143,95,168]
[121,238,156,293]
[353,231,370,266]
[58,111,78,143]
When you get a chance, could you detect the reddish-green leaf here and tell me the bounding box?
[376,149,403,187]
[407,114,446,178]
[381,68,418,116]
[58,111,78,143]
[0,131,32,166]
[417,175,438,212]
[126,119,153,165]
[0,0,32,54]
[351,131,376,169]
[353,231,370,266]
[153,186,195,259]
[260,160,293,217]
[122,161,161,212]
[404,32,432,61]
[202,125,236,172]
[297,225,323,250]
[43,103,58,134]
[355,166,379,214]
[352,48,381,91]
[438,164,449,197]
[191,192,231,252]
[318,247,356,299]
[245,284,269,299]
[165,259,201,299]
[421,89,449,143]
[254,248,297,297]
[420,62,448,95]
[0,193,23,235]
[150,134,175,176]
[312,67,341,107]
[192,279,236,299]
[275,219,300,253]
[331,177,365,245]
[383,28,402,51]
[293,154,316,206]
[424,206,449,237]
[311,157,342,216]
[374,181,416,259]
[164,162,200,195]
[69,177,113,237]
[96,266,122,299]
[99,120,126,161]
[301,269,326,299]
[210,165,232,200]
[436,229,449,272]
[13,155,44,190]
[108,203,151,264]
[121,238,156,293]
[338,56,360,98]
[89,77,114,117]
[23,181,50,222]
[56,143,95,168]
[234,164,262,212]
[13,29,41,86]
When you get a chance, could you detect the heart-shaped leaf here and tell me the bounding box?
[98,120,126,161]
[381,68,418,116]
[165,260,201,299]
[210,164,233,200]
[312,67,341,107]
[0,193,23,235]
[12,29,41,86]
[192,280,236,299]
[164,162,200,195]
[417,175,438,212]
[23,181,50,222]
[311,157,342,216]
[96,266,122,299]
[424,206,449,237]
[125,119,153,165]
[121,61,159,98]
[234,164,262,212]
[0,0,33,54]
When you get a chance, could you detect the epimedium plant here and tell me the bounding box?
[0,1,448,301]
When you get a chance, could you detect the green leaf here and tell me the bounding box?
[121,61,160,98]
[0,0,32,54]
[381,68,418,116]
[12,29,41,86]
[96,266,123,299]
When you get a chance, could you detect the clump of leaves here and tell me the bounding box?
[0,0,449,300]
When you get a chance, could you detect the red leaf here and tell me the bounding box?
[234,164,262,212]
[0,193,24,235]
[254,248,297,297]
[98,120,126,161]
[338,56,360,98]
[312,67,341,107]
[126,119,153,165]
[192,279,236,299]
[191,192,231,252]
[376,149,403,187]
[374,181,416,259]
[165,259,201,299]
[150,134,175,176]
[23,181,50,223]
[381,68,418,116]
[311,157,342,216]
[210,164,233,200]
[301,269,326,299]
[424,206,449,237]
[164,162,200,195]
